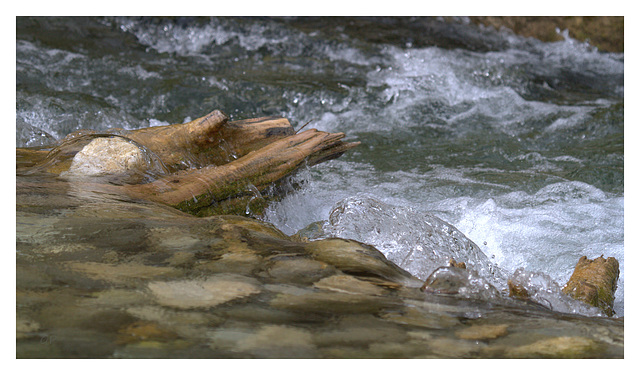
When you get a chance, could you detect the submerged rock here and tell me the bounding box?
[304,238,420,286]
[313,274,387,296]
[148,274,261,309]
[16,318,41,340]
[16,206,625,358]
[420,266,500,300]
[117,321,179,345]
[15,124,624,357]
[562,255,620,317]
[235,325,315,358]
[506,336,600,359]
[455,324,509,340]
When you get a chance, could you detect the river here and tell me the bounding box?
[15,17,624,358]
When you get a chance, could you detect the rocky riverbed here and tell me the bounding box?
[16,172,623,358]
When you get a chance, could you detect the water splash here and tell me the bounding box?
[307,194,506,285]
[508,268,603,317]
[290,193,615,317]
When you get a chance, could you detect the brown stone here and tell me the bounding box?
[455,324,509,340]
[506,336,599,359]
[507,279,530,299]
[448,258,466,269]
[304,238,419,286]
[148,274,261,309]
[469,16,624,52]
[562,255,619,317]
[117,321,178,345]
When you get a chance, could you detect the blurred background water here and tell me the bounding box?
[16,16,624,315]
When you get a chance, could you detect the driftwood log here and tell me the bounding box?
[562,255,620,317]
[16,110,359,216]
[506,255,620,317]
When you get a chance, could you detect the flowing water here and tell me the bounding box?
[16,17,624,358]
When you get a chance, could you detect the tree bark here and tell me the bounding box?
[562,255,620,317]
[125,128,358,215]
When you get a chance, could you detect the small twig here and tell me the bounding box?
[295,119,314,134]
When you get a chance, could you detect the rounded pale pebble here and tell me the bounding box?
[148,274,261,309]
[147,227,202,252]
[208,329,255,351]
[66,137,148,176]
[455,324,509,340]
[42,243,96,254]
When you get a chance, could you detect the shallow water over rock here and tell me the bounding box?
[16,172,623,358]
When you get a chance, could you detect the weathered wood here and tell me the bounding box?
[562,255,620,317]
[16,110,359,216]
[16,148,49,169]
[126,128,357,215]
[124,110,299,171]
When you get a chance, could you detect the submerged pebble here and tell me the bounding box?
[16,208,624,358]
[148,274,261,309]
[455,324,509,340]
[235,325,316,357]
[262,256,335,284]
[65,261,183,286]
